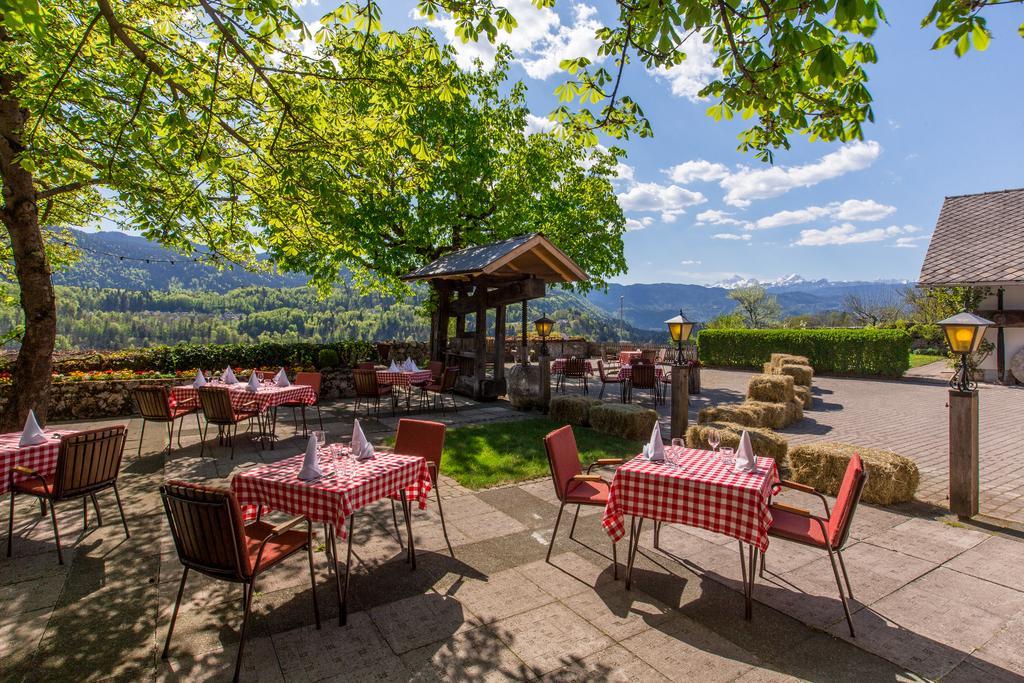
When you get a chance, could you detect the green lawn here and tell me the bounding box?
[434,417,643,490]
[909,354,945,368]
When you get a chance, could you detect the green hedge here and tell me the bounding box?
[697,329,911,377]
[0,341,377,374]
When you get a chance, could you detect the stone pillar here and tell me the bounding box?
[670,365,690,441]
[948,389,980,519]
[539,354,551,412]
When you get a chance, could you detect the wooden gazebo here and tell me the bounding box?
[402,234,587,399]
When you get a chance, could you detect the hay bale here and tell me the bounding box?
[686,421,789,470]
[770,353,810,370]
[788,442,919,506]
[779,363,813,387]
[549,395,601,426]
[590,403,659,441]
[794,385,813,410]
[787,398,804,424]
[747,374,795,403]
[698,403,764,428]
[763,362,774,374]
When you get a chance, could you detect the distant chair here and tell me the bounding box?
[640,349,658,364]
[596,360,626,401]
[543,425,621,574]
[421,367,459,413]
[197,386,260,459]
[628,364,660,405]
[389,419,453,557]
[132,384,200,456]
[764,455,867,637]
[7,426,130,565]
[160,481,319,683]
[558,357,589,394]
[357,362,375,371]
[353,368,395,418]
[282,371,324,437]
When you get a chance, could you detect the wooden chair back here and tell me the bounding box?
[161,481,251,581]
[357,362,375,370]
[640,349,657,364]
[428,360,444,381]
[133,385,172,420]
[198,386,238,424]
[353,369,380,398]
[394,419,446,479]
[543,425,582,502]
[565,357,586,378]
[597,360,616,382]
[440,367,459,391]
[52,426,128,499]
[293,371,322,399]
[631,364,656,388]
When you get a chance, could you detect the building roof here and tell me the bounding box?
[401,233,587,284]
[919,188,1024,286]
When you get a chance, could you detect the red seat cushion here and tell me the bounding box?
[12,473,55,497]
[244,520,307,574]
[768,506,828,548]
[565,479,610,506]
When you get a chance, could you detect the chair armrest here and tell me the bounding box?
[771,502,811,517]
[572,474,604,482]
[586,458,623,472]
[778,480,832,517]
[12,466,50,495]
[269,516,307,537]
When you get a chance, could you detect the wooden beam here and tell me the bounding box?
[977,310,1024,327]
[448,278,546,315]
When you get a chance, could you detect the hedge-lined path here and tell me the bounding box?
[644,367,1024,525]
[4,394,1024,681]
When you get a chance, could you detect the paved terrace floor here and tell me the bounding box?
[2,379,1024,682]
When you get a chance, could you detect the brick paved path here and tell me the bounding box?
[663,368,1024,523]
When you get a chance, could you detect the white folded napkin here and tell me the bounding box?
[19,409,47,447]
[221,366,238,384]
[387,360,400,372]
[297,434,323,480]
[246,373,260,392]
[734,431,758,472]
[642,421,665,462]
[405,357,419,372]
[274,367,290,387]
[193,370,207,388]
[351,419,375,460]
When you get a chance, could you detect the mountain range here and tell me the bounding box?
[52,230,909,333]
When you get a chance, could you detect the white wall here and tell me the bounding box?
[976,287,1024,381]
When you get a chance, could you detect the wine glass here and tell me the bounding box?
[707,429,721,454]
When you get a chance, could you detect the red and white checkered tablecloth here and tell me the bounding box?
[617,365,664,381]
[170,383,316,413]
[551,359,595,375]
[602,447,779,551]
[230,448,431,536]
[376,370,433,387]
[619,351,642,365]
[0,429,77,495]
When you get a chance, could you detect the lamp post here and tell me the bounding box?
[937,310,993,520]
[665,309,694,441]
[534,315,554,411]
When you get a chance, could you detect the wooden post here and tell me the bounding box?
[474,296,487,394]
[670,365,690,441]
[948,389,980,519]
[432,283,450,363]
[521,300,528,366]
[494,304,506,380]
[539,354,551,412]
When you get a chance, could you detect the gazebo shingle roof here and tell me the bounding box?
[919,188,1024,286]
[401,233,586,284]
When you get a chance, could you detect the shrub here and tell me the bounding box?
[698,329,911,377]
[589,403,659,441]
[788,442,920,505]
[794,385,813,410]
[779,363,813,387]
[686,421,789,471]
[747,374,795,403]
[549,396,601,427]
[317,348,341,369]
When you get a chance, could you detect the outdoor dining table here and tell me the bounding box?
[618,350,642,365]
[0,429,79,495]
[551,359,595,375]
[602,446,780,619]
[616,364,664,381]
[171,381,316,448]
[376,370,433,412]
[230,447,431,625]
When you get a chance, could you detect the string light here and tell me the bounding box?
[51,237,201,267]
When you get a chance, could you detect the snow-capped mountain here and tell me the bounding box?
[712,274,910,290]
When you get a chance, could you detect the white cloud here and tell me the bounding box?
[794,223,920,247]
[680,259,702,265]
[625,216,654,231]
[696,209,747,227]
[648,37,719,101]
[419,2,602,80]
[712,233,751,241]
[525,113,557,135]
[749,198,895,230]
[720,141,882,207]
[617,182,706,223]
[666,160,729,184]
[893,235,931,248]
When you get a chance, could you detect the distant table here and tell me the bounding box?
[616,365,664,381]
[603,447,779,618]
[377,370,434,412]
[551,359,595,375]
[231,447,431,624]
[171,382,316,447]
[0,429,78,495]
[619,351,642,365]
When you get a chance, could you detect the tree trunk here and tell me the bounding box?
[0,72,55,430]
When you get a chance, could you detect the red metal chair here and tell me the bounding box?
[7,426,129,565]
[627,363,660,405]
[389,419,453,557]
[558,357,589,394]
[160,481,319,683]
[764,455,868,637]
[420,367,458,413]
[353,368,395,418]
[596,360,626,401]
[543,425,622,576]
[132,385,200,456]
[197,386,260,459]
[282,371,324,436]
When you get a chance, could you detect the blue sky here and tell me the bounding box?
[299,1,1024,286]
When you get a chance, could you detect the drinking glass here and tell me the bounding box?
[313,430,327,449]
[670,438,685,467]
[719,447,735,466]
[707,429,721,454]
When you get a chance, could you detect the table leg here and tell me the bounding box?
[269,406,277,450]
[342,514,355,625]
[626,516,644,590]
[745,544,758,621]
[400,490,416,570]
